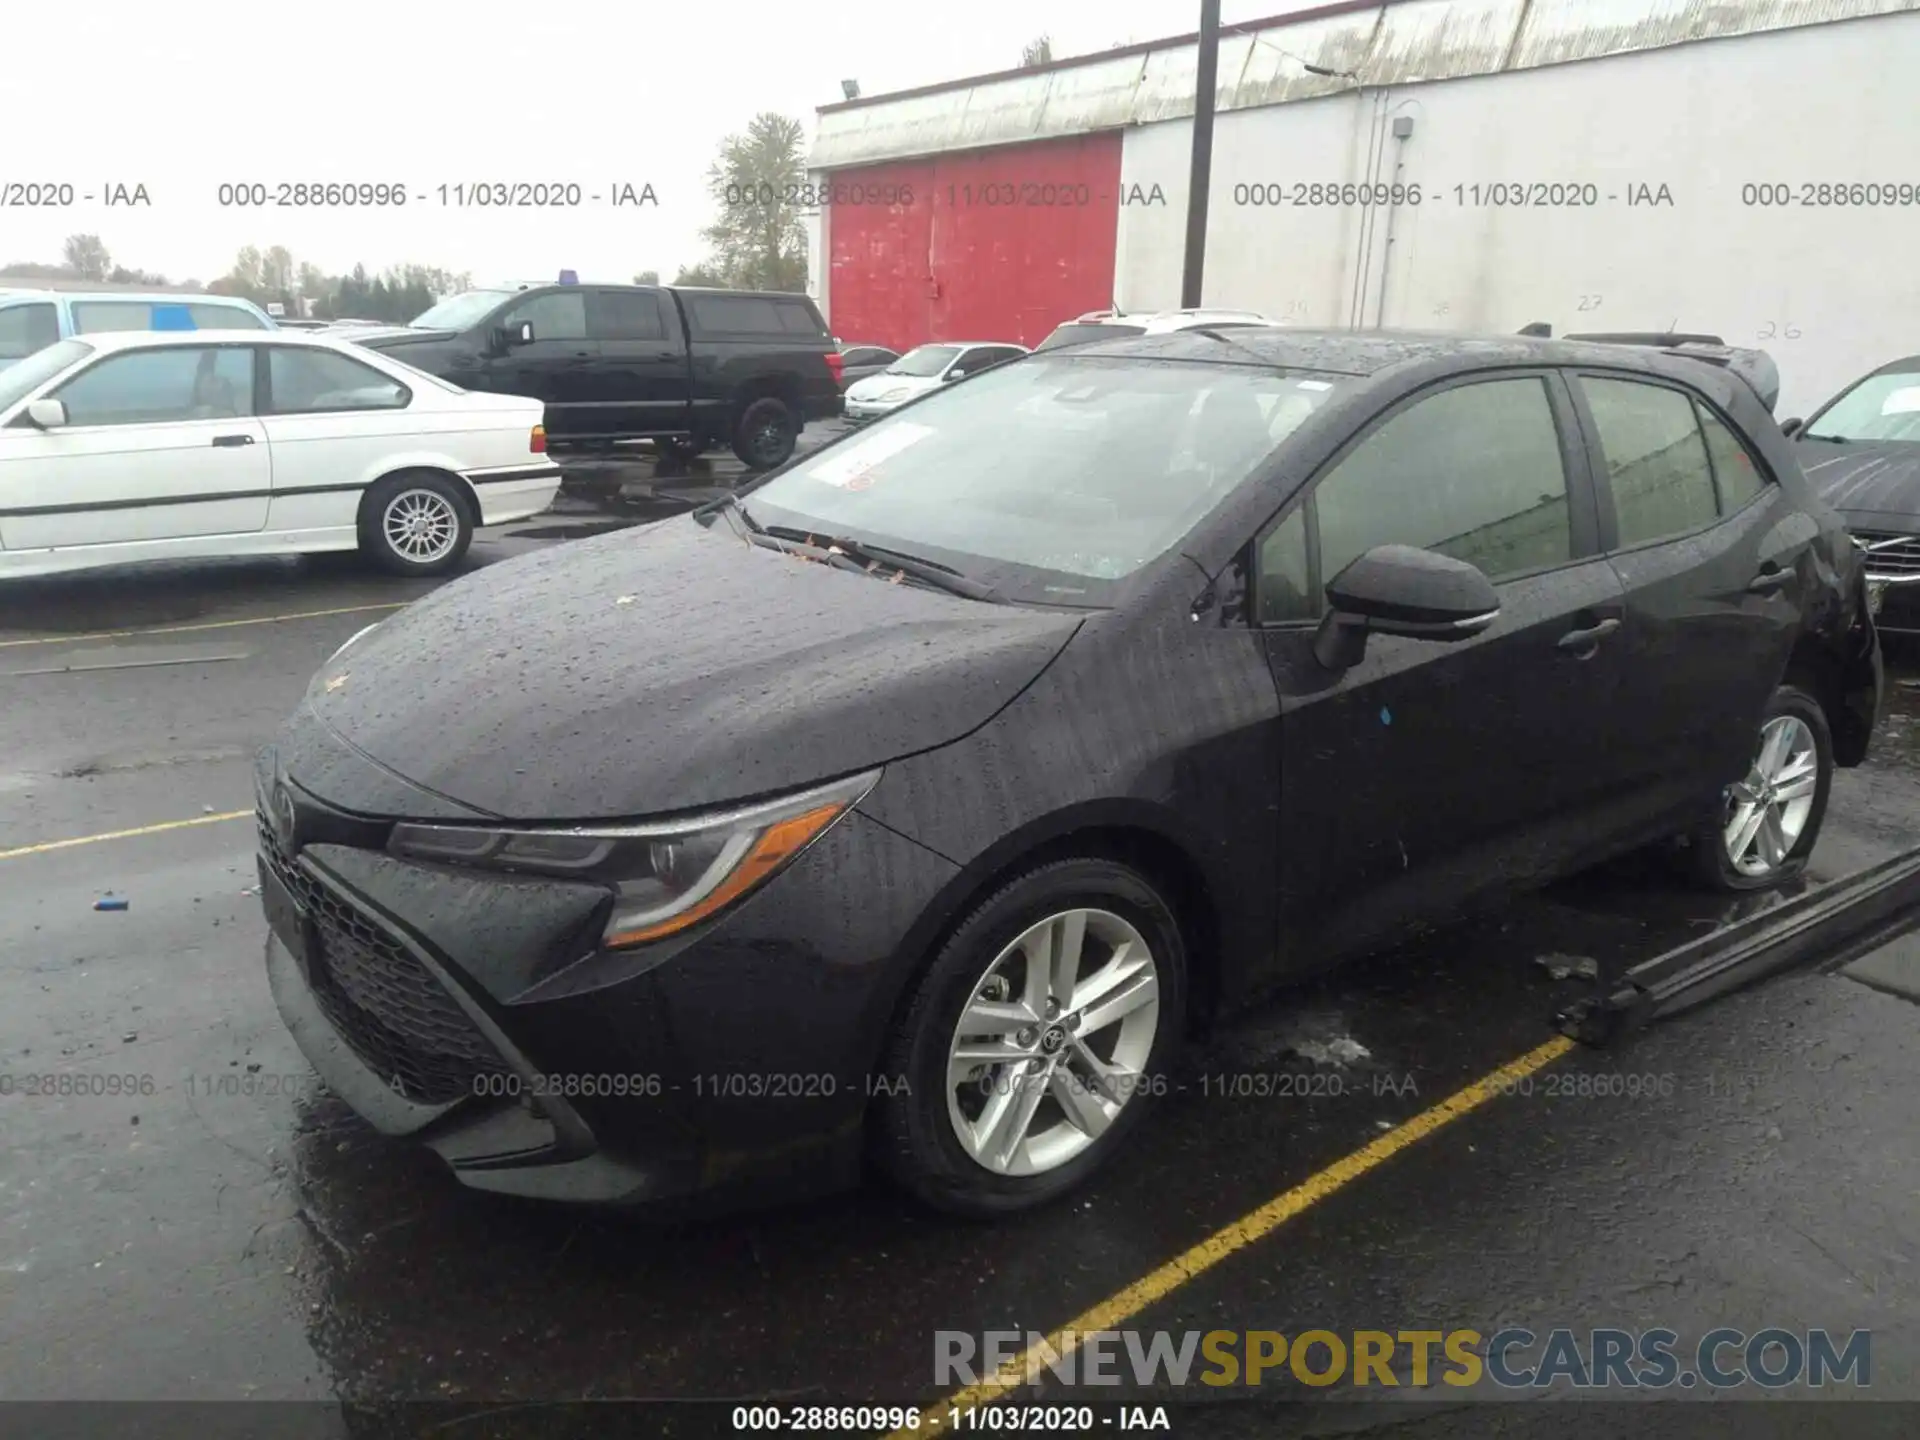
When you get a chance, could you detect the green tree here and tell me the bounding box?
[690,112,810,292]
[1021,35,1053,66]
[62,234,113,281]
[634,269,660,285]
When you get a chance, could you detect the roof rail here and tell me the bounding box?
[1519,325,1778,413]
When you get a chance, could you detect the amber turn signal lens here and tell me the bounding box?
[530,424,547,454]
[602,801,848,947]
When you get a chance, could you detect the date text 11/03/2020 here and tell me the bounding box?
[212,181,658,208]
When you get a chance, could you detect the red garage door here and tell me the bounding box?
[827,133,1122,353]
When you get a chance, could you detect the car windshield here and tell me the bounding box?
[1805,369,1920,442]
[408,289,516,331]
[886,345,961,377]
[744,355,1350,604]
[1035,323,1148,353]
[0,338,89,410]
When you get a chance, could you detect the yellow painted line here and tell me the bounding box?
[890,1034,1576,1438]
[0,809,251,862]
[0,601,406,650]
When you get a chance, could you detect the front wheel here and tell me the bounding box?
[359,472,473,577]
[872,858,1187,1217]
[732,397,798,470]
[1690,684,1833,891]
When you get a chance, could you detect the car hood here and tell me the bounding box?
[293,517,1082,821]
[848,374,938,401]
[340,325,458,348]
[1798,440,1920,531]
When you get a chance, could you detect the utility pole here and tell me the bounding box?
[1181,0,1221,308]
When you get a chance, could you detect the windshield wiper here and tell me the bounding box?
[693,491,770,538]
[761,526,1002,602]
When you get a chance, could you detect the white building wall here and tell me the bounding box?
[1114,12,1920,419]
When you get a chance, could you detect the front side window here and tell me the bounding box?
[269,347,409,412]
[745,357,1349,604]
[53,346,255,425]
[0,302,59,361]
[1262,376,1573,621]
[501,291,588,342]
[1803,368,1920,443]
[1581,376,1718,547]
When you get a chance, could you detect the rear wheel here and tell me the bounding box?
[873,858,1187,1217]
[732,397,798,470]
[1690,684,1832,891]
[359,472,473,577]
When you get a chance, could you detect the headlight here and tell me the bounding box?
[387,769,880,948]
[878,387,910,402]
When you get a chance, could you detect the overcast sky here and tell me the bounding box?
[1,0,1322,291]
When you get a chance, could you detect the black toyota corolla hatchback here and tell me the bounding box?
[256,329,1881,1217]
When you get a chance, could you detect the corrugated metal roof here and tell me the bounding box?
[811,0,1920,170]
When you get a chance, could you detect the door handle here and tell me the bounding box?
[211,434,254,447]
[1557,617,1621,653]
[1747,567,1792,594]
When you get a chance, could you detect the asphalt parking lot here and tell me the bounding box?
[1,430,1915,1434]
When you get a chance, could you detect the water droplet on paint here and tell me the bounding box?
[1379,707,1392,726]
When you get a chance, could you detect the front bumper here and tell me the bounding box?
[255,752,959,1211]
[843,398,905,422]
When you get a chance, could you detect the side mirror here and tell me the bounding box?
[1312,544,1500,671]
[25,398,67,430]
[1779,417,1804,438]
[494,320,535,350]
[945,368,967,381]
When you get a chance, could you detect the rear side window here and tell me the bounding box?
[189,303,268,330]
[1035,323,1144,352]
[0,302,58,360]
[1581,377,1719,547]
[776,300,827,335]
[268,347,409,412]
[589,290,665,341]
[689,295,785,335]
[1696,404,1769,511]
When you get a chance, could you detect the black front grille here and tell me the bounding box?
[259,815,507,1105]
[1855,531,1920,578]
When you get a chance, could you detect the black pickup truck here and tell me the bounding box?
[341,283,843,469]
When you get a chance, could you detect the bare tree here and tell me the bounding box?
[61,234,113,281]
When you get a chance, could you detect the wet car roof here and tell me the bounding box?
[1059,326,1738,379]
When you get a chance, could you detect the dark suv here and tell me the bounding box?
[346,283,843,469]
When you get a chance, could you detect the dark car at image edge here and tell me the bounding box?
[1787,352,1920,633]
[253,326,1881,1219]
[343,282,842,470]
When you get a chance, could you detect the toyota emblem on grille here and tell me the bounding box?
[273,783,298,850]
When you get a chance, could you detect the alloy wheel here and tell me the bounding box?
[945,908,1161,1177]
[382,488,460,564]
[1722,714,1820,877]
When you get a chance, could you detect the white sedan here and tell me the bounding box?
[842,341,1030,421]
[0,329,563,579]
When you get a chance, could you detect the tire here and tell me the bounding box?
[872,858,1188,1217]
[732,397,798,470]
[358,472,473,577]
[1690,684,1833,891]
